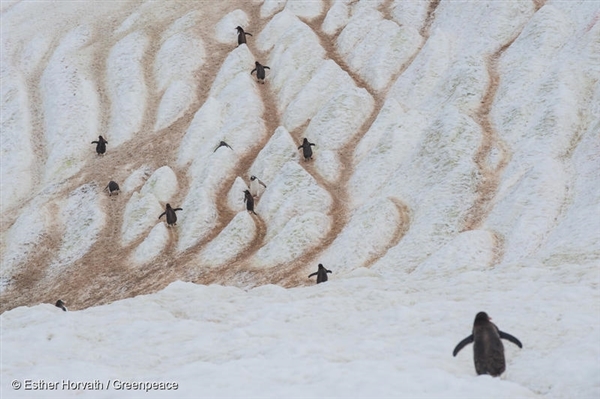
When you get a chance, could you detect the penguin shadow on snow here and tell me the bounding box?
[453,311,523,377]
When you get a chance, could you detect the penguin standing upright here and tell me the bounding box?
[298,138,316,161]
[243,190,256,215]
[251,61,270,84]
[453,312,523,377]
[249,175,267,198]
[55,300,67,312]
[308,264,332,284]
[104,181,120,196]
[91,136,108,155]
[158,203,183,226]
[236,26,252,45]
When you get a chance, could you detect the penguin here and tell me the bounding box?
[249,175,267,198]
[236,26,252,46]
[214,141,233,152]
[91,136,108,155]
[158,203,183,226]
[243,189,256,215]
[104,181,120,196]
[55,299,67,312]
[308,264,332,284]
[453,311,523,377]
[251,61,270,84]
[298,138,316,161]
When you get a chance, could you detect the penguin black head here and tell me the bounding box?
[166,203,172,209]
[318,263,324,269]
[474,312,490,325]
[255,61,260,66]
[250,175,256,181]
[55,300,67,311]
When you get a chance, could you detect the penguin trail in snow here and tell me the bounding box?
[243,189,256,215]
[298,138,316,161]
[453,311,523,377]
[55,300,67,311]
[236,26,252,46]
[158,203,183,226]
[249,175,267,198]
[251,61,270,84]
[91,136,108,155]
[104,181,120,196]
[308,264,332,284]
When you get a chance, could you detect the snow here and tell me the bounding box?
[106,31,149,146]
[1,1,600,398]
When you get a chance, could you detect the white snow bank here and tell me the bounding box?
[52,184,105,269]
[197,211,256,267]
[215,9,249,44]
[133,223,169,265]
[350,100,426,209]
[336,7,422,91]
[256,162,332,242]
[177,97,224,167]
[251,211,330,268]
[154,11,205,131]
[260,0,286,19]
[322,0,350,36]
[176,185,218,253]
[226,177,250,212]
[284,0,323,20]
[122,165,153,194]
[40,25,99,183]
[139,166,178,203]
[249,126,300,185]
[106,30,149,147]
[121,191,163,246]
[282,59,355,132]
[257,10,326,112]
[0,60,34,211]
[316,198,402,275]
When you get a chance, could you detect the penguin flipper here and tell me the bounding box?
[92,141,98,144]
[452,335,474,356]
[326,270,332,274]
[308,272,318,278]
[251,68,257,75]
[245,32,253,36]
[298,145,303,150]
[264,66,270,70]
[158,212,166,219]
[259,180,267,189]
[173,208,183,212]
[499,330,523,348]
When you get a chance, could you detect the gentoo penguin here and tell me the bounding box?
[214,141,233,152]
[251,61,270,84]
[249,175,267,198]
[236,26,252,46]
[158,203,183,226]
[298,138,316,161]
[243,190,256,215]
[308,264,332,284]
[55,300,67,311]
[91,136,108,155]
[453,311,523,377]
[104,181,120,196]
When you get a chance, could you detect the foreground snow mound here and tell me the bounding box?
[6,277,595,398]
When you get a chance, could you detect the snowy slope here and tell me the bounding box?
[1,0,599,398]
